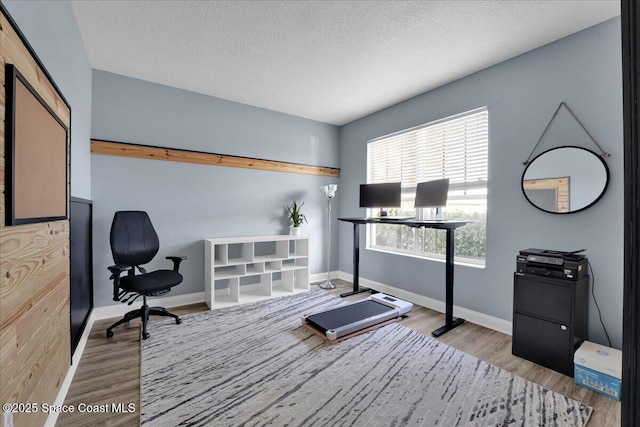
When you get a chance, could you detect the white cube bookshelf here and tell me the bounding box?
[204,235,310,309]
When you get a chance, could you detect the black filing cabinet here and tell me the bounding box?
[512,273,588,377]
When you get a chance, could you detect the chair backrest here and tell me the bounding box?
[110,211,160,267]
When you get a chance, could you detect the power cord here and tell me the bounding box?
[588,261,611,347]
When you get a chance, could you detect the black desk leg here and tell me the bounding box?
[431,228,465,336]
[340,223,374,297]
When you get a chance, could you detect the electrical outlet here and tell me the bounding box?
[3,411,13,427]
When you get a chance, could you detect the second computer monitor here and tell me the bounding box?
[414,179,450,207]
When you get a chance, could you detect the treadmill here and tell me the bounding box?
[302,293,413,341]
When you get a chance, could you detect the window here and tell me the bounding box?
[366,107,488,265]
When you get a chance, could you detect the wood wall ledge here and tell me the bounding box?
[91,139,340,178]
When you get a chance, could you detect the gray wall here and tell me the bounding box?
[338,18,623,348]
[91,70,339,307]
[3,0,92,199]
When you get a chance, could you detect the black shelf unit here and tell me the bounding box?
[512,272,588,377]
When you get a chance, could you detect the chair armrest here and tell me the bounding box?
[108,265,132,301]
[166,256,187,272]
[108,264,132,275]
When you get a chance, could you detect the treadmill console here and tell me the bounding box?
[369,293,413,316]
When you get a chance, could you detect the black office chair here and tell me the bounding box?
[106,211,186,340]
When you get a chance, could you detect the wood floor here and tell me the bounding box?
[57,280,620,426]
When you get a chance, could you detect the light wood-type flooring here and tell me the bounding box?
[57,280,620,426]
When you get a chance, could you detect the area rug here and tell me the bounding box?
[141,290,592,426]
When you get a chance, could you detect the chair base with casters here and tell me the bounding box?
[106,260,186,340]
[106,211,187,340]
[106,296,182,340]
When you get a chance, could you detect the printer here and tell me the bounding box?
[516,248,588,281]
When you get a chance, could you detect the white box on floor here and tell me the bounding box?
[574,341,622,401]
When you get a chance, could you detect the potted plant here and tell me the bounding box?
[286,201,307,235]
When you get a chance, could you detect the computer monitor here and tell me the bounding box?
[359,182,401,209]
[414,179,450,207]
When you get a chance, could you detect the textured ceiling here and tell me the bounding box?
[71,0,620,126]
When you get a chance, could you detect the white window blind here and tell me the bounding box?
[368,107,488,192]
[366,107,489,264]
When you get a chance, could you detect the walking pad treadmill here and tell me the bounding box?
[302,293,413,341]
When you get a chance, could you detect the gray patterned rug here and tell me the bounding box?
[141,290,592,426]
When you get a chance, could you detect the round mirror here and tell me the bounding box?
[522,146,609,214]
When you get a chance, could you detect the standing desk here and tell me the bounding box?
[338,217,469,337]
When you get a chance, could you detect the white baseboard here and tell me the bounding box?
[337,271,512,336]
[92,292,206,321]
[91,271,336,321]
[310,271,339,283]
[92,272,345,320]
